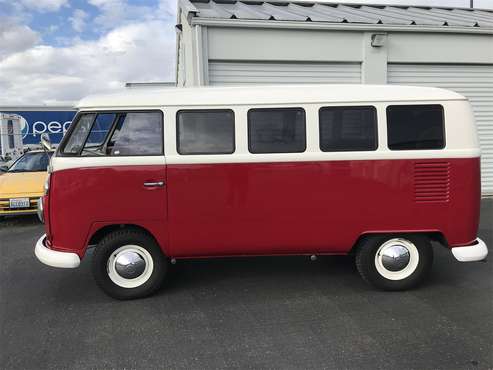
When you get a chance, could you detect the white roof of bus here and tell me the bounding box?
[77,84,466,109]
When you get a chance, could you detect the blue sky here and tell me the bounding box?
[16,0,108,45]
[0,0,491,105]
[0,0,177,105]
[0,0,176,45]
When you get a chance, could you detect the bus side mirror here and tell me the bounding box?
[40,133,52,151]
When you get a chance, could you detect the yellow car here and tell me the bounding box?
[0,150,53,217]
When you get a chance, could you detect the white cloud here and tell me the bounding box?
[87,0,169,30]
[0,20,176,106]
[69,9,88,33]
[158,0,176,18]
[18,0,68,12]
[0,0,177,105]
[0,20,40,59]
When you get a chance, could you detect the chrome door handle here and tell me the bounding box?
[143,181,164,187]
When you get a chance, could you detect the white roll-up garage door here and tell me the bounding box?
[388,64,493,196]
[209,62,361,85]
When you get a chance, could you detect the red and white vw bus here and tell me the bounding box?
[35,85,488,299]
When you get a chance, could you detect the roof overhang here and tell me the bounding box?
[179,0,493,34]
[191,17,493,34]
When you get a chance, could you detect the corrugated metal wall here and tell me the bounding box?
[388,64,493,195]
[209,62,362,85]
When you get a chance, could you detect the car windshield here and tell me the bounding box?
[8,152,53,173]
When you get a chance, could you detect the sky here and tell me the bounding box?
[0,0,177,106]
[0,0,492,106]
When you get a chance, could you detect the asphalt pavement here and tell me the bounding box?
[0,200,492,370]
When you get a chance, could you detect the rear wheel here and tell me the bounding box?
[355,234,433,291]
[92,228,168,300]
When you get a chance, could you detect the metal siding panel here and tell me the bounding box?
[329,5,384,23]
[405,7,471,27]
[190,2,493,29]
[193,3,224,19]
[208,62,361,85]
[428,8,490,27]
[261,3,308,21]
[388,64,493,195]
[353,5,414,25]
[286,3,343,23]
[358,6,418,25]
[382,6,444,26]
[310,4,377,23]
[223,2,272,20]
[450,8,493,24]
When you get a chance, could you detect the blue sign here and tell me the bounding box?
[2,110,76,146]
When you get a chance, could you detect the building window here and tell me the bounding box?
[248,108,306,153]
[319,106,377,152]
[7,120,14,149]
[177,110,235,155]
[387,105,445,150]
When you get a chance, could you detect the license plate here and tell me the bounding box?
[9,198,30,209]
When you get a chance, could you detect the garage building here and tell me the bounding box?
[175,1,493,195]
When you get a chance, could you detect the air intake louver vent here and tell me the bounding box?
[414,162,450,203]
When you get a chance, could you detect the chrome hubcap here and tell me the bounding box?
[114,251,146,279]
[380,245,410,271]
[375,238,420,281]
[107,245,154,288]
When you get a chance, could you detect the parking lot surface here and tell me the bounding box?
[1,200,492,370]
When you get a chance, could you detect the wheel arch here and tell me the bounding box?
[87,223,167,254]
[349,231,448,255]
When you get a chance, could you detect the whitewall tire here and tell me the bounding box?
[356,234,433,291]
[92,229,168,300]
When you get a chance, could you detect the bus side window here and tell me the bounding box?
[177,110,235,155]
[319,106,377,152]
[248,108,306,154]
[387,105,445,150]
[106,112,163,156]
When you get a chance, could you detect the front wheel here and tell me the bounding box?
[92,229,168,300]
[355,234,433,291]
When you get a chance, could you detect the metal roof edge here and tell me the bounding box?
[229,1,493,12]
[191,17,493,33]
[125,82,177,87]
[180,0,199,14]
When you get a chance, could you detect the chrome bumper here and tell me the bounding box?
[37,196,44,223]
[34,234,80,268]
[451,238,488,262]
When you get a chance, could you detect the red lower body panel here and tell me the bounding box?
[166,158,480,257]
[47,165,167,258]
[46,158,480,259]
